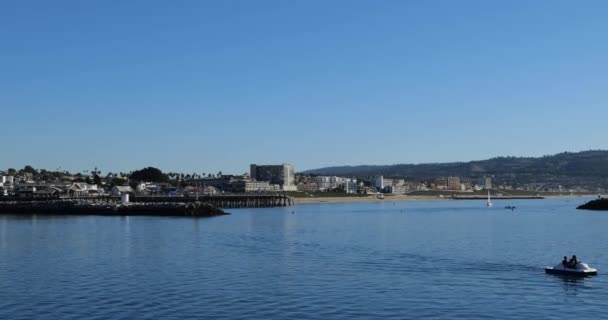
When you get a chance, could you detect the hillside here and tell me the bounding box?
[303,150,608,190]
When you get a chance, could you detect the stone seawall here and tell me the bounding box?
[0,200,227,217]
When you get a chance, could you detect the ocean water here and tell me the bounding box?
[0,197,607,319]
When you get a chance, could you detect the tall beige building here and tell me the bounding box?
[447,177,461,190]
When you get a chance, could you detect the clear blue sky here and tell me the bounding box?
[2,0,607,174]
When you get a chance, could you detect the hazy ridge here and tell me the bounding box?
[303,150,608,190]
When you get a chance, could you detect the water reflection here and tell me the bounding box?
[547,273,596,294]
[121,216,131,258]
[0,216,6,249]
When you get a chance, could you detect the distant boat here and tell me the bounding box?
[487,190,493,207]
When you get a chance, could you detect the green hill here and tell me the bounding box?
[303,150,608,191]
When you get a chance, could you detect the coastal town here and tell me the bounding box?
[0,162,597,201]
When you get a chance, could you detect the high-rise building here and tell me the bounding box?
[447,177,461,190]
[250,163,296,191]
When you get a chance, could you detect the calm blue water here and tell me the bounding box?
[1,198,607,319]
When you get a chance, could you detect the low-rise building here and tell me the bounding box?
[383,178,393,187]
[136,182,175,195]
[384,185,409,194]
[434,178,447,190]
[358,186,377,195]
[297,182,319,192]
[15,185,37,197]
[232,180,281,192]
[197,177,234,192]
[312,176,357,193]
[1,176,14,185]
[0,176,15,196]
[111,186,133,196]
[314,176,341,191]
[64,183,103,197]
[34,186,63,197]
[181,186,221,196]
[203,186,221,195]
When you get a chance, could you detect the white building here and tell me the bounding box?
[64,183,102,197]
[344,179,358,194]
[1,176,15,185]
[314,176,330,190]
[244,181,281,192]
[375,176,384,189]
[203,186,220,195]
[314,176,341,191]
[385,185,408,194]
[111,186,133,196]
[312,176,357,193]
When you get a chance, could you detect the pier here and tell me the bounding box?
[132,194,295,208]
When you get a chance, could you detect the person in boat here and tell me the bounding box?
[567,255,578,268]
[562,256,569,267]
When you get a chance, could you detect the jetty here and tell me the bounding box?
[0,194,293,217]
[0,199,227,217]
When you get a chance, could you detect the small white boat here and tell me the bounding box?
[545,262,598,276]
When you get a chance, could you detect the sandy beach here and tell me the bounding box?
[294,195,446,204]
[293,194,594,205]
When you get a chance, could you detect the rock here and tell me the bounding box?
[577,198,608,210]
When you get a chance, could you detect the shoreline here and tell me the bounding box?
[294,194,595,205]
[295,195,443,204]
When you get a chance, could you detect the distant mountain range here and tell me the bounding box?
[303,150,608,190]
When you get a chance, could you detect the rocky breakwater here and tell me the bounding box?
[577,198,608,211]
[0,200,227,217]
